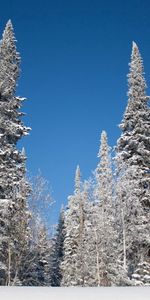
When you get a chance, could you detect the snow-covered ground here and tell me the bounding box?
[0,287,149,300]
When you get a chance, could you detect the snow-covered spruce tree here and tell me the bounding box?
[50,206,65,286]
[94,131,114,286]
[115,42,150,278]
[94,131,113,206]
[61,165,86,286]
[0,20,31,285]
[92,131,131,286]
[116,41,150,210]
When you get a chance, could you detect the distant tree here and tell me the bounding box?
[28,171,54,242]
[50,206,65,286]
[80,179,99,286]
[92,131,130,286]
[61,165,85,286]
[34,224,51,286]
[21,172,54,286]
[94,131,113,206]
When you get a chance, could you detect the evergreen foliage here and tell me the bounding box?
[115,42,150,279]
[116,41,150,210]
[0,20,149,287]
[0,20,31,285]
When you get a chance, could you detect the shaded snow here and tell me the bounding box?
[0,287,149,300]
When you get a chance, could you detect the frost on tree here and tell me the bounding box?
[132,261,150,286]
[115,164,150,280]
[34,224,51,286]
[20,222,52,286]
[61,165,86,286]
[116,41,150,210]
[115,42,150,281]
[92,131,131,286]
[94,131,113,206]
[80,179,102,286]
[0,20,31,285]
[50,206,65,286]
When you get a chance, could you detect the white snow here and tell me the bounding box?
[143,275,150,280]
[132,274,141,279]
[0,287,149,300]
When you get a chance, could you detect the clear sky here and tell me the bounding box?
[1,0,150,224]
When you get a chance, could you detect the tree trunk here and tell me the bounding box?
[94,228,101,286]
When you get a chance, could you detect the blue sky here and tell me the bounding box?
[1,0,150,224]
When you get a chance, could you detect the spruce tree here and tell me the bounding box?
[0,20,31,285]
[115,42,150,278]
[116,41,150,210]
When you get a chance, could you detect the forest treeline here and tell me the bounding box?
[0,21,149,286]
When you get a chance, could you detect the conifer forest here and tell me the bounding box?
[0,20,150,287]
